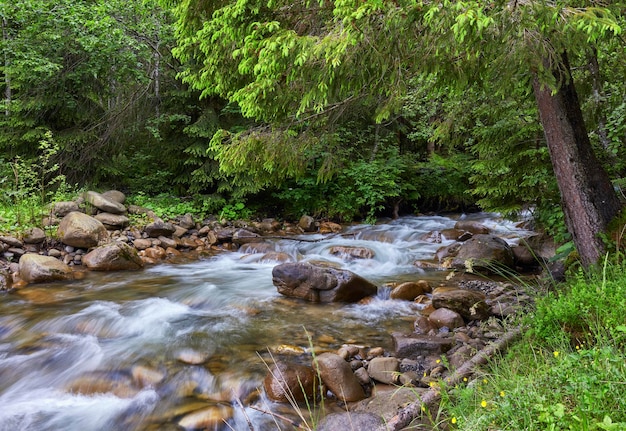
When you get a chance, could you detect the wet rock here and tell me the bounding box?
[1,268,12,290]
[176,348,209,365]
[131,365,165,387]
[84,191,126,214]
[232,228,260,245]
[367,346,385,359]
[177,404,234,430]
[420,230,442,243]
[392,333,455,359]
[19,254,73,284]
[390,280,431,301]
[23,227,46,244]
[66,371,139,398]
[214,227,235,243]
[263,362,319,403]
[432,287,491,320]
[329,246,375,260]
[57,212,108,248]
[428,307,465,329]
[317,412,383,431]
[298,215,316,232]
[94,213,130,230]
[367,357,399,385]
[239,242,274,254]
[145,219,176,238]
[83,242,144,271]
[272,262,378,303]
[319,221,343,234]
[258,218,281,233]
[440,228,465,241]
[450,234,514,272]
[352,386,428,423]
[315,352,365,402]
[435,242,461,262]
[454,220,490,234]
[260,251,292,263]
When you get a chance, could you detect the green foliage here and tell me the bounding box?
[219,202,252,221]
[127,192,226,221]
[442,259,626,431]
[0,131,72,231]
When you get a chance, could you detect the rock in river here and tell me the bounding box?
[272,262,378,303]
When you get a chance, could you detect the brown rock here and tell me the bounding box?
[315,353,365,402]
[390,280,431,301]
[428,307,465,329]
[83,242,144,271]
[57,212,108,248]
[454,220,490,234]
[392,333,455,359]
[298,215,316,232]
[263,362,319,403]
[177,405,234,430]
[367,357,400,385]
[18,254,73,284]
[329,246,375,260]
[432,287,491,320]
[319,221,343,234]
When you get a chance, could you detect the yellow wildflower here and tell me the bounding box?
[500,391,505,397]
[451,417,457,424]
[481,400,488,408]
[553,351,560,358]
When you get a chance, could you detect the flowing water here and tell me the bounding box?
[0,214,532,431]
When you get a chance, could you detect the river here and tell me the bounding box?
[0,214,532,430]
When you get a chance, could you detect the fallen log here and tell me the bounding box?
[378,326,523,431]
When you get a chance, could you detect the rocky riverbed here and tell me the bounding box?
[0,190,549,430]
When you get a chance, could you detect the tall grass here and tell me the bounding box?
[440,256,626,430]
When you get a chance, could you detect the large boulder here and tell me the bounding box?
[84,191,126,214]
[431,287,491,320]
[298,215,316,232]
[19,254,73,284]
[94,213,130,230]
[454,220,490,235]
[315,353,366,402]
[57,212,108,248]
[145,219,176,238]
[23,227,46,244]
[83,242,144,271]
[390,280,431,301]
[263,362,319,403]
[449,234,514,272]
[272,262,378,303]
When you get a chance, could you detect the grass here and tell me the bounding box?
[439,255,626,431]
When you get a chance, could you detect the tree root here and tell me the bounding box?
[379,326,523,431]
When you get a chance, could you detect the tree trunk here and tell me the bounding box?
[2,16,10,116]
[532,52,622,267]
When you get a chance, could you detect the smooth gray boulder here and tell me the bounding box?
[84,191,126,214]
[57,212,108,248]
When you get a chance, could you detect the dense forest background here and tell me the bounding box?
[1,0,625,243]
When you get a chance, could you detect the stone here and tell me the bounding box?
[83,242,144,271]
[177,213,195,229]
[258,218,281,233]
[94,213,130,229]
[367,357,400,385]
[0,235,22,248]
[101,190,126,204]
[319,221,343,234]
[272,262,378,303]
[52,201,79,217]
[133,238,152,250]
[450,234,514,272]
[329,246,375,260]
[157,236,179,249]
[315,353,365,402]
[392,333,455,359]
[428,307,465,329]
[431,287,491,320]
[390,280,431,301]
[353,367,371,386]
[145,219,176,238]
[440,228,465,241]
[66,371,139,398]
[19,254,73,284]
[352,386,428,424]
[214,227,235,243]
[232,228,261,245]
[317,412,383,431]
[23,227,46,244]
[298,215,316,232]
[143,246,167,260]
[263,362,319,403]
[414,315,437,334]
[240,242,274,254]
[177,405,234,430]
[131,365,165,387]
[454,220,490,234]
[58,212,108,248]
[84,191,126,214]
[260,252,292,263]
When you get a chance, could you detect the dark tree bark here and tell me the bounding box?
[532,52,622,267]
